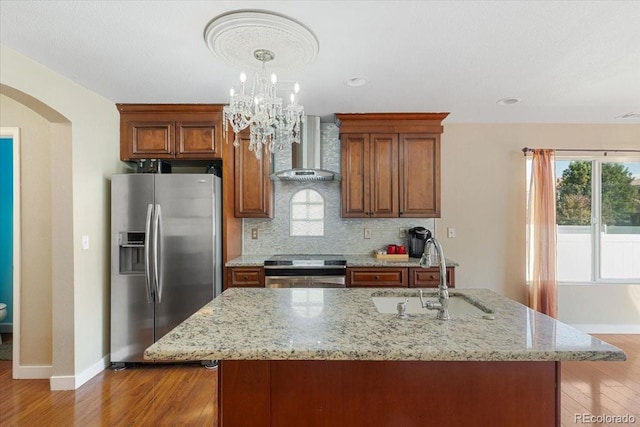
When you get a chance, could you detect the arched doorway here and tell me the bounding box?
[0,127,21,372]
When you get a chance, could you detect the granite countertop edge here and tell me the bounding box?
[146,348,626,363]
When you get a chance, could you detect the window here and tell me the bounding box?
[555,158,640,282]
[290,189,324,236]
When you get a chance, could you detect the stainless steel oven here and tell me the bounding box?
[264,255,347,288]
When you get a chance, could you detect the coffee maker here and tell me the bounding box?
[407,227,432,258]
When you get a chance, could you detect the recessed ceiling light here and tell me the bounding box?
[345,77,367,87]
[616,112,640,119]
[496,97,520,105]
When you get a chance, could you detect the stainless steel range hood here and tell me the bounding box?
[275,116,336,181]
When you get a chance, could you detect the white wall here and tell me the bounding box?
[0,45,124,388]
[438,123,640,332]
[558,285,640,333]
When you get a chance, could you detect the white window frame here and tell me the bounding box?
[289,188,325,237]
[555,155,640,284]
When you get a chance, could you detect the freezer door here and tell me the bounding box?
[153,174,219,341]
[110,174,155,363]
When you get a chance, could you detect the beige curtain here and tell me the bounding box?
[527,149,558,318]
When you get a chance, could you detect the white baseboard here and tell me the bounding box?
[75,354,110,389]
[14,355,109,390]
[49,374,76,390]
[15,364,52,379]
[570,324,640,334]
[50,354,110,390]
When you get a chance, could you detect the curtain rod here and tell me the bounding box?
[522,147,640,156]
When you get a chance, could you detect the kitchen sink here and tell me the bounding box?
[372,292,492,317]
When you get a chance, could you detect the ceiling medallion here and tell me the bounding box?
[204,10,319,73]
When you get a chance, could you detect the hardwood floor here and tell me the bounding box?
[1,334,637,427]
[560,335,639,427]
[0,362,218,426]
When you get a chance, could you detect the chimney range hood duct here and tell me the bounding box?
[275,116,336,181]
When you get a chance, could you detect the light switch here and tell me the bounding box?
[447,227,456,238]
[82,235,90,250]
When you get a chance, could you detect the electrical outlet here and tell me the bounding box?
[251,228,258,240]
[364,228,372,239]
[399,227,408,239]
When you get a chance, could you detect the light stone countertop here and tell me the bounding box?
[225,255,459,268]
[345,255,459,268]
[225,255,269,267]
[144,288,625,363]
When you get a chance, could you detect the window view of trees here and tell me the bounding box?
[556,161,639,226]
[556,161,592,226]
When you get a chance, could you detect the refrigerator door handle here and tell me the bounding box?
[152,203,162,303]
[144,203,154,303]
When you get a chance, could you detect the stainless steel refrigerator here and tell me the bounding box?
[110,173,221,368]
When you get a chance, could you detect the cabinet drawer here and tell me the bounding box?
[348,268,407,287]
[227,267,264,288]
[408,267,455,288]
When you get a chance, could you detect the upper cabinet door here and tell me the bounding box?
[370,134,399,217]
[234,132,273,218]
[341,133,370,217]
[399,133,440,217]
[175,111,222,159]
[124,120,175,159]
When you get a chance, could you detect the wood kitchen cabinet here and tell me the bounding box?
[347,267,408,287]
[233,131,274,218]
[117,104,223,161]
[347,266,455,288]
[340,133,399,217]
[226,267,265,289]
[337,113,448,218]
[409,267,455,288]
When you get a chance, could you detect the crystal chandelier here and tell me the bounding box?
[223,49,305,159]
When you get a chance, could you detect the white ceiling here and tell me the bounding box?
[1,1,639,124]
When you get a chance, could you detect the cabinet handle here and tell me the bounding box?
[375,275,380,280]
[243,275,249,280]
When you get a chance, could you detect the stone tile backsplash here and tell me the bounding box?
[242,123,435,255]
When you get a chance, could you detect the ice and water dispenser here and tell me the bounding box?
[118,231,145,274]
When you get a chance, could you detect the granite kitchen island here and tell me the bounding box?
[144,288,625,427]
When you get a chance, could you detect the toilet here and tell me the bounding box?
[0,303,6,345]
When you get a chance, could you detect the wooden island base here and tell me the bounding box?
[219,360,560,427]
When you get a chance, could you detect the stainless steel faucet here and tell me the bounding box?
[418,237,450,320]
